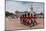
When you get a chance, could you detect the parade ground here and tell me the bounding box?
[5,17,44,30]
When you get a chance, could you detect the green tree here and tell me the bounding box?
[5,11,15,17]
[5,11,10,17]
[40,12,44,15]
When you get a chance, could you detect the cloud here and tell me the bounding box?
[6,1,44,13]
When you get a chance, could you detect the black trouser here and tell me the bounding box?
[34,19,37,25]
[31,19,37,26]
[30,19,35,26]
[23,19,26,25]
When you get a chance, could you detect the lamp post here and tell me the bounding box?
[30,2,35,16]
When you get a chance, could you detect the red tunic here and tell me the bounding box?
[22,16,37,19]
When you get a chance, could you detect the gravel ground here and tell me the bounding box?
[5,17,44,30]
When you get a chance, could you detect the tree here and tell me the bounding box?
[5,11,15,17]
[5,11,10,17]
[40,12,44,15]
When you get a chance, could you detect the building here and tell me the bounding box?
[15,4,35,17]
[15,11,29,17]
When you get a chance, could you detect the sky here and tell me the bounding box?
[6,0,44,14]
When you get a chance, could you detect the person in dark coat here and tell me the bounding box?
[33,14,37,25]
[23,14,27,25]
[27,13,30,25]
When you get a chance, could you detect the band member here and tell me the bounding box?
[30,14,34,27]
[23,14,27,25]
[30,14,37,26]
[20,15,24,24]
[27,13,30,25]
[22,15,24,24]
[33,15,37,25]
[20,16,23,24]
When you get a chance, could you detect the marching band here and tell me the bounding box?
[20,13,37,27]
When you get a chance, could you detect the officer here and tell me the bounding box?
[30,14,34,27]
[23,14,27,25]
[27,13,30,25]
[33,14,37,25]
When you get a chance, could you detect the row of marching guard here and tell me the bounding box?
[20,13,37,27]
